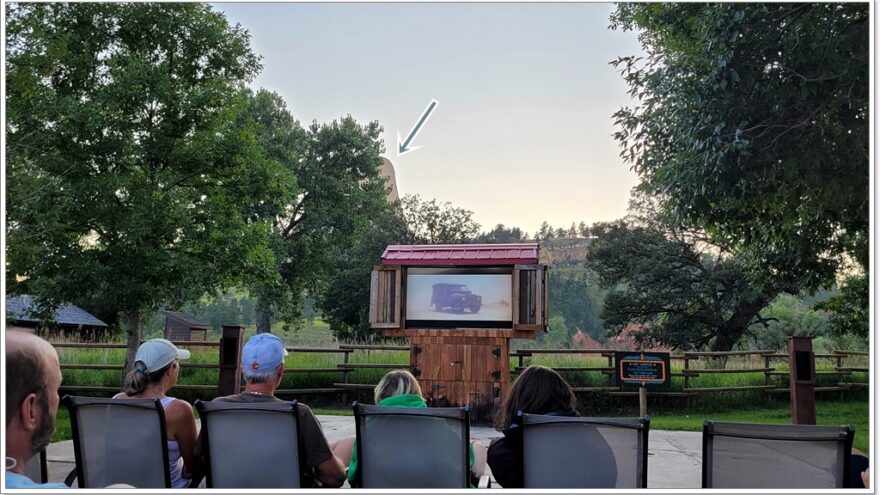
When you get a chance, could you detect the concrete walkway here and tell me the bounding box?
[45,415,702,488]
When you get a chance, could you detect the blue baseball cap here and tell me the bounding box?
[241,333,288,373]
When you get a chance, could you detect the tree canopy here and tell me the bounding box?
[587,203,783,352]
[5,3,278,366]
[610,3,869,290]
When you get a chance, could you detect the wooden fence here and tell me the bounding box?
[54,340,868,400]
[512,348,869,397]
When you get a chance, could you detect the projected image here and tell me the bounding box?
[406,269,512,322]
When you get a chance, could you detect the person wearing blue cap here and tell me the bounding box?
[211,333,347,488]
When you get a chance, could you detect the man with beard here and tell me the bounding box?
[5,331,68,488]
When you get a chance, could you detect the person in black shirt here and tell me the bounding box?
[487,365,578,488]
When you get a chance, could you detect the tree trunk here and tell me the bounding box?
[123,309,142,381]
[256,297,272,334]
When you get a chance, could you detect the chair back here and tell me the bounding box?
[63,395,171,488]
[195,399,302,488]
[23,450,48,484]
[702,421,855,488]
[353,403,470,488]
[519,413,650,488]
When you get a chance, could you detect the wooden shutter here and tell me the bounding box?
[512,264,546,331]
[369,265,402,329]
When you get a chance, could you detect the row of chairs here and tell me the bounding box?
[49,395,856,488]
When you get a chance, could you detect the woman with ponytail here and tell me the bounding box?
[114,338,197,488]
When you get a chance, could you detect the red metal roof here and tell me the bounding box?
[381,243,539,266]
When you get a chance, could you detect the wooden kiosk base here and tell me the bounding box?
[383,328,539,423]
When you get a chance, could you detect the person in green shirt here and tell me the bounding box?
[346,370,486,487]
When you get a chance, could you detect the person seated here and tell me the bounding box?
[851,448,870,489]
[344,369,487,487]
[114,338,198,488]
[487,365,581,488]
[210,333,347,488]
[6,331,70,489]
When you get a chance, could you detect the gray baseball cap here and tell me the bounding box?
[135,338,191,372]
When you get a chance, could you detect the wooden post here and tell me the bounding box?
[788,337,816,425]
[638,384,647,417]
[218,325,244,397]
[607,354,615,387]
[342,349,351,404]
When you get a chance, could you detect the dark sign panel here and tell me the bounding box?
[616,351,671,390]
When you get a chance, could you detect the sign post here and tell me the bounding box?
[616,351,671,417]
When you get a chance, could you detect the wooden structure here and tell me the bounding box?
[788,336,817,424]
[369,243,548,422]
[162,310,211,341]
[5,294,109,339]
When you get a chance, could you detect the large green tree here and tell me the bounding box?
[587,201,786,351]
[5,3,282,369]
[610,4,869,290]
[315,205,409,342]
[249,106,392,333]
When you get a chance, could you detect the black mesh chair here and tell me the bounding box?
[195,399,302,488]
[353,403,470,488]
[702,421,855,488]
[23,450,48,484]
[518,413,650,488]
[63,395,171,488]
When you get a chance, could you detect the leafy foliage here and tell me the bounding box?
[398,194,481,244]
[5,3,275,366]
[815,274,869,340]
[241,86,391,332]
[587,207,783,351]
[744,294,829,351]
[610,4,869,290]
[474,224,529,244]
[316,206,409,342]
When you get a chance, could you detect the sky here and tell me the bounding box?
[215,3,645,235]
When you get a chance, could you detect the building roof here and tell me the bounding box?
[381,243,540,266]
[5,295,108,328]
[161,310,211,328]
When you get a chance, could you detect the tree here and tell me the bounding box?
[316,205,409,342]
[474,224,529,244]
[744,294,829,351]
[537,221,553,240]
[250,106,392,333]
[5,3,277,370]
[610,4,869,291]
[398,194,480,244]
[587,204,788,351]
[815,273,868,340]
[549,270,602,342]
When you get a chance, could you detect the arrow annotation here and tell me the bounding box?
[398,99,438,156]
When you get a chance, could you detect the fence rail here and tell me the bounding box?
[54,339,869,401]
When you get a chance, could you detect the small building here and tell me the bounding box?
[161,310,211,341]
[5,294,109,339]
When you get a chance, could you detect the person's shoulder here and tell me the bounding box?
[164,397,194,417]
[6,472,68,489]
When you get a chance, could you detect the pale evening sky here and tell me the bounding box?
[215,2,645,235]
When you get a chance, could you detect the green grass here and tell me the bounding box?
[651,401,870,453]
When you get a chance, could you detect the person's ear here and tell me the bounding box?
[19,393,39,432]
[276,364,285,385]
